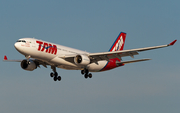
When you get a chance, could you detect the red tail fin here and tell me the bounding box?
[109,32,126,52]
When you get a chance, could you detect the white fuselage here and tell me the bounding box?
[14,38,108,72]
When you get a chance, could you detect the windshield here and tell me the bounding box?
[16,40,26,43]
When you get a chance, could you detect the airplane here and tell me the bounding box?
[4,32,177,82]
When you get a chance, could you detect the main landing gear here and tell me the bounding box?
[81,69,92,79]
[49,67,92,81]
[50,66,61,82]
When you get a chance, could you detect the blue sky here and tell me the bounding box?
[0,0,180,113]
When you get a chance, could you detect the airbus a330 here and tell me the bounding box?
[4,32,177,81]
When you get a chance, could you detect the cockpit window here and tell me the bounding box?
[16,40,26,43]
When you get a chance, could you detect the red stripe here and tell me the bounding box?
[100,58,124,71]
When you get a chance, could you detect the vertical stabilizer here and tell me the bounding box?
[109,32,126,52]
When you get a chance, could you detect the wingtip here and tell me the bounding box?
[4,55,8,60]
[169,40,177,46]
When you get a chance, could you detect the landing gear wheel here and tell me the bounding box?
[54,76,57,81]
[50,73,54,77]
[81,70,85,75]
[88,73,92,78]
[57,76,61,81]
[84,74,88,79]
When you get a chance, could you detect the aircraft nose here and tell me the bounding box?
[14,42,22,52]
[14,42,19,50]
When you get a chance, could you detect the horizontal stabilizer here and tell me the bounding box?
[3,55,22,62]
[116,58,151,65]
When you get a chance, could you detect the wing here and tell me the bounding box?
[60,40,177,64]
[88,40,177,62]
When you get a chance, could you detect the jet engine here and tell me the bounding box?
[74,55,90,66]
[21,60,37,71]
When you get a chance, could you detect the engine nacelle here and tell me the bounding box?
[74,55,90,66]
[21,60,37,71]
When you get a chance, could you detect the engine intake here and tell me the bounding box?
[74,55,90,66]
[21,60,37,71]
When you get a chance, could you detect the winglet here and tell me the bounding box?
[169,40,177,46]
[4,55,8,60]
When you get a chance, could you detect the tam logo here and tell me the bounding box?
[36,41,57,55]
[112,36,123,51]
